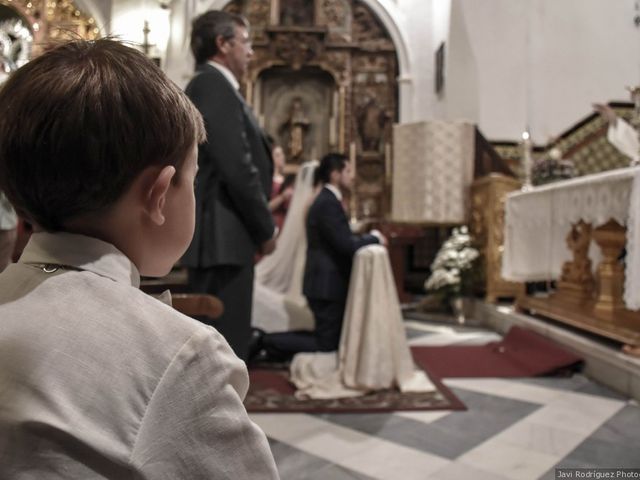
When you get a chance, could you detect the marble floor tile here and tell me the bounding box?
[428,461,513,480]
[557,437,640,468]
[546,404,640,469]
[338,437,450,480]
[527,392,625,436]
[260,413,450,479]
[268,439,341,480]
[251,413,324,443]
[303,463,378,480]
[405,326,435,339]
[575,379,630,400]
[458,439,560,480]
[515,374,592,392]
[497,420,587,456]
[517,374,628,401]
[394,409,452,424]
[444,378,566,404]
[319,388,539,459]
[269,439,377,480]
[583,404,640,447]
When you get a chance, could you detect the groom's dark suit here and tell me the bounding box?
[303,187,379,350]
[182,62,274,360]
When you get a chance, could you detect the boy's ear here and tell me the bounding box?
[145,165,176,226]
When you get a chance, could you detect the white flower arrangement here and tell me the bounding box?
[424,226,479,297]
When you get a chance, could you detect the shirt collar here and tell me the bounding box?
[325,184,343,202]
[208,60,239,90]
[19,232,141,287]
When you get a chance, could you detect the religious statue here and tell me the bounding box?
[281,97,311,162]
[280,0,314,26]
[559,220,595,299]
[356,96,391,152]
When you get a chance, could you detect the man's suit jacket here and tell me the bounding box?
[303,187,379,302]
[182,63,274,268]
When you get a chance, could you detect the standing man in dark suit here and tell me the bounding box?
[260,153,385,360]
[182,10,276,361]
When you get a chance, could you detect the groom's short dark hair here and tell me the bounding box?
[315,153,349,185]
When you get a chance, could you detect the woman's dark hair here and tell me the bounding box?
[315,152,349,185]
[190,10,248,64]
[0,39,205,231]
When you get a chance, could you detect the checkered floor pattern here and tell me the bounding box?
[250,321,640,480]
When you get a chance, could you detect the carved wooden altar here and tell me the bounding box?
[503,167,640,349]
[470,174,524,302]
[225,0,398,220]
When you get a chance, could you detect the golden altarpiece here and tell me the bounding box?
[0,0,99,59]
[225,0,398,220]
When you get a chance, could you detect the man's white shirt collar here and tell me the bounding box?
[208,60,239,90]
[325,184,343,202]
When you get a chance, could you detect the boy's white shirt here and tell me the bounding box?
[0,232,279,479]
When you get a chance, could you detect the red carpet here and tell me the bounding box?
[411,326,583,378]
[245,367,466,413]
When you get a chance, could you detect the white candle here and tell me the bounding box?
[521,131,533,190]
[349,141,356,179]
[384,142,391,184]
[349,142,357,220]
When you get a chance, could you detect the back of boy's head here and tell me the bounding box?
[316,153,348,185]
[0,39,205,232]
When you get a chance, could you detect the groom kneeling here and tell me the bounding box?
[258,153,386,361]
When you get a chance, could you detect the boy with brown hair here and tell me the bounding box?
[0,39,279,479]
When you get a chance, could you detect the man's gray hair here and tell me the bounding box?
[191,10,249,64]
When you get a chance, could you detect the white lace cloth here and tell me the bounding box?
[502,166,640,310]
[289,245,436,399]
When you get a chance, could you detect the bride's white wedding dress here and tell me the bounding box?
[251,161,317,333]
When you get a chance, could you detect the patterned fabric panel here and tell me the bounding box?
[392,121,475,224]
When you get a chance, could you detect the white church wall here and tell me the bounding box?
[435,0,640,143]
[110,0,171,65]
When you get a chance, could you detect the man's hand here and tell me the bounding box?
[593,103,618,126]
[259,237,276,256]
[369,229,388,247]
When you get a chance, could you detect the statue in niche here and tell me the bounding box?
[356,96,391,152]
[280,97,311,162]
[280,0,314,26]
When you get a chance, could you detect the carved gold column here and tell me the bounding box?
[592,219,626,313]
[470,174,524,302]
